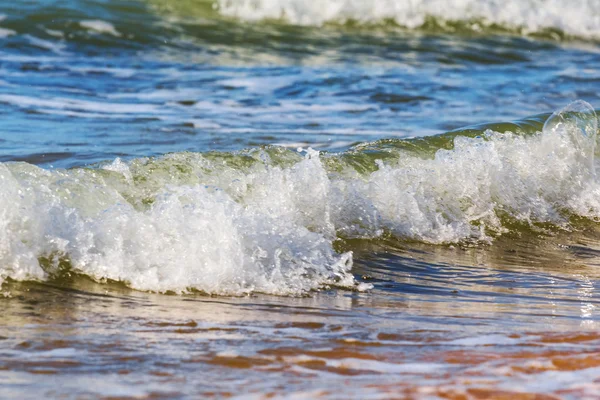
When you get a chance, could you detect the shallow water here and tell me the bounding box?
[2,0,600,398]
[3,235,600,398]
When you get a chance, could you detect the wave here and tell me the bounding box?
[1,0,597,62]
[215,0,600,40]
[0,100,598,295]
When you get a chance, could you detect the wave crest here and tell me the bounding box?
[216,0,600,39]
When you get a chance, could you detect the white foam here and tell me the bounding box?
[0,155,358,295]
[0,27,16,39]
[45,29,64,38]
[327,359,447,374]
[68,66,139,78]
[216,0,600,39]
[447,334,523,346]
[80,20,121,37]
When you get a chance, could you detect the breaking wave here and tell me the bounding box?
[214,0,600,39]
[0,100,598,295]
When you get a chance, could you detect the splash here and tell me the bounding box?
[0,101,598,295]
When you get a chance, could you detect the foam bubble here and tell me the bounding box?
[0,154,358,295]
[333,102,599,243]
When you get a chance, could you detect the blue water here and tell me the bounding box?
[1,1,600,167]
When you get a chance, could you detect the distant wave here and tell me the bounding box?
[216,0,600,39]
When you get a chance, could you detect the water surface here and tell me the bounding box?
[1,0,600,398]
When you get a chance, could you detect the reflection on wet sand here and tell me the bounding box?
[2,228,600,398]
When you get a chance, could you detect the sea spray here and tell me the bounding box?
[0,101,598,294]
[333,100,599,242]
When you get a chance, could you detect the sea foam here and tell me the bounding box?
[0,156,356,295]
[216,0,600,39]
[0,101,597,295]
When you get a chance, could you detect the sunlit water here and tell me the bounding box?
[1,0,600,398]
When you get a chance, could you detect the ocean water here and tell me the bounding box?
[2,0,600,398]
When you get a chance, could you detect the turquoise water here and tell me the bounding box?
[1,0,600,398]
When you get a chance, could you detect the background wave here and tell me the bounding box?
[212,0,600,40]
